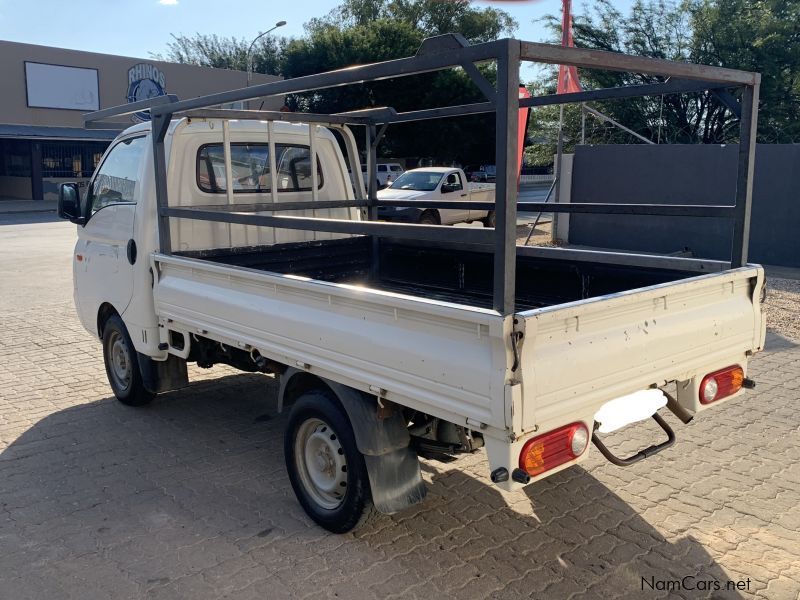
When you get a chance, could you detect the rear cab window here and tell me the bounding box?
[196,143,323,193]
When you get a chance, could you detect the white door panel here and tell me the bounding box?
[74,135,146,328]
[440,172,469,224]
[77,204,137,318]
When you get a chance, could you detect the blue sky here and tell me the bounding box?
[0,1,633,76]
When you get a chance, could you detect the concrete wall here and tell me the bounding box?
[567,144,800,267]
[0,40,283,129]
[0,176,32,199]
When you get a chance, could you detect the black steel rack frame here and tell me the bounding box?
[84,34,760,316]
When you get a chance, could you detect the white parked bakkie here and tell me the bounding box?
[58,34,766,534]
[377,167,496,226]
[58,115,766,534]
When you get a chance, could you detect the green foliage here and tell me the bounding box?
[530,0,800,162]
[154,33,286,75]
[691,0,800,142]
[289,1,515,163]
[282,19,501,162]
[157,0,517,164]
[535,0,734,156]
[306,0,516,43]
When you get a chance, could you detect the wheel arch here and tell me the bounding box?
[279,369,410,454]
[419,209,441,224]
[279,368,426,514]
[97,302,120,339]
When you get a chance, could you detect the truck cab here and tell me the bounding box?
[61,118,358,363]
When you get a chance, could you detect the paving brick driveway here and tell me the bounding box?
[1,218,799,599]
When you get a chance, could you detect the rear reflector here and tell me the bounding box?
[699,365,744,404]
[519,422,589,478]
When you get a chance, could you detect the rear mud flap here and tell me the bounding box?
[363,447,427,514]
[138,352,188,394]
[322,379,426,514]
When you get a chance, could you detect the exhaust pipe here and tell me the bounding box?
[664,390,694,424]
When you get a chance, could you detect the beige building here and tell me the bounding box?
[0,40,283,200]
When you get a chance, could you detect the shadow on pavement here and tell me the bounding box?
[0,211,62,226]
[0,373,745,599]
[765,330,798,352]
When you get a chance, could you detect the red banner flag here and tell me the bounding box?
[557,0,582,94]
[518,85,531,185]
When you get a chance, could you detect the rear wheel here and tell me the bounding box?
[482,210,496,228]
[102,315,154,406]
[284,391,377,533]
[419,210,439,225]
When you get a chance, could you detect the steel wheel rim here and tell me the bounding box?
[294,417,348,510]
[107,330,132,391]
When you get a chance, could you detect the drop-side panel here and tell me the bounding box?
[516,267,765,434]
[152,254,511,432]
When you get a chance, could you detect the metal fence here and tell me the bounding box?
[41,141,109,178]
[84,34,760,316]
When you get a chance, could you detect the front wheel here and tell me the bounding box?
[102,315,154,406]
[284,391,378,533]
[482,210,496,228]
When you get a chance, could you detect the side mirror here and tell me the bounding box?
[441,184,454,194]
[58,183,84,224]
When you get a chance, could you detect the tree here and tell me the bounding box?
[154,32,286,76]
[284,1,517,163]
[156,0,517,164]
[691,0,800,143]
[534,0,736,154]
[306,0,516,43]
[282,19,498,162]
[529,0,800,163]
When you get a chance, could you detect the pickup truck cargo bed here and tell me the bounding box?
[175,236,719,311]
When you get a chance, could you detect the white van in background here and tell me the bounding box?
[361,162,404,188]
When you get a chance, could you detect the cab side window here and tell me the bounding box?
[446,173,463,191]
[88,136,147,215]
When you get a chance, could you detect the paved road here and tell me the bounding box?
[518,183,553,204]
[1,218,799,599]
[0,212,74,311]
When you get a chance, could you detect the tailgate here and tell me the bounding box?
[514,266,766,434]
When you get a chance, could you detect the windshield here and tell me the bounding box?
[389,171,444,191]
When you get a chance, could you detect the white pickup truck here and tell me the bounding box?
[56,36,766,535]
[377,167,496,226]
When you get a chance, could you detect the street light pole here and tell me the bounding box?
[246,20,286,87]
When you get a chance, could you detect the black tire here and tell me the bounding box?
[482,210,496,228]
[419,210,439,225]
[284,391,378,533]
[102,315,154,407]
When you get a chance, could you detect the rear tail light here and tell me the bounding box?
[699,365,744,404]
[519,422,589,477]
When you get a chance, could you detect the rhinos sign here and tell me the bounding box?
[126,63,167,122]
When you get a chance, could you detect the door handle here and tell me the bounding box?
[126,239,137,265]
[460,194,467,197]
